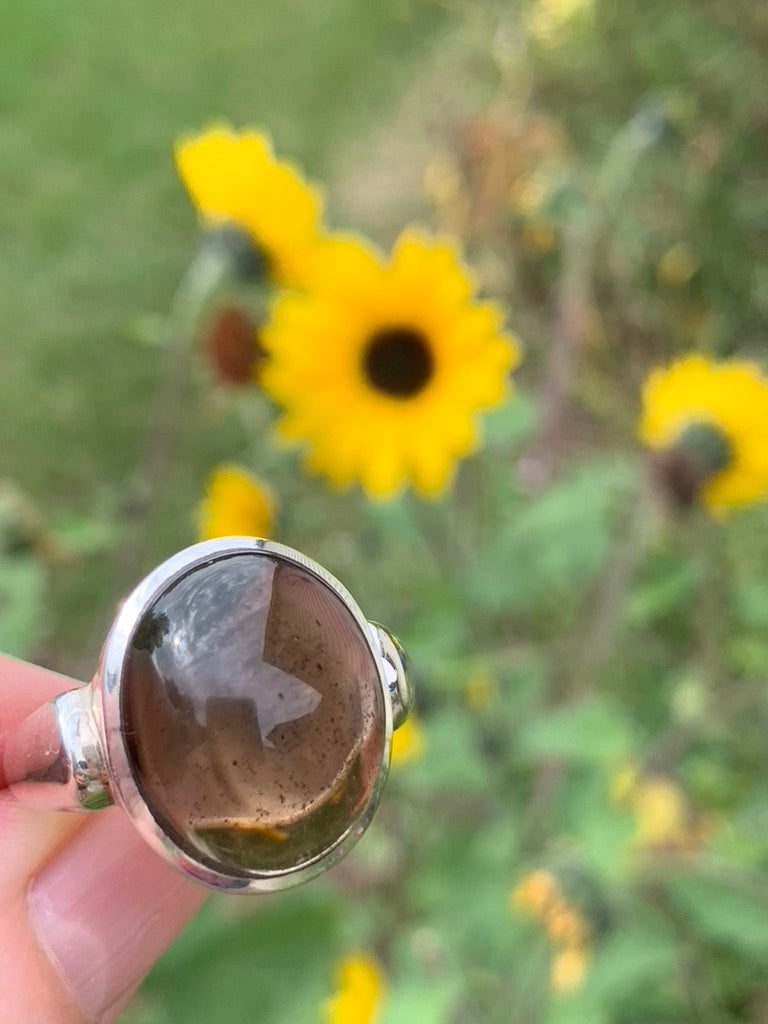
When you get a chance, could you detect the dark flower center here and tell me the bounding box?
[677,421,732,476]
[362,327,434,399]
[651,420,733,510]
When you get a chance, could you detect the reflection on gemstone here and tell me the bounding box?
[154,559,322,746]
[121,553,384,875]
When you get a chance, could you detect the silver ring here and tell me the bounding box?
[2,538,412,893]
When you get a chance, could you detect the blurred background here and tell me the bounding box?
[4,1,768,1021]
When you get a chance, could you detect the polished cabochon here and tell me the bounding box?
[97,538,399,893]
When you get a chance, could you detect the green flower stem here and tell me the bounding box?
[525,106,662,483]
[521,471,654,857]
[111,246,232,593]
[567,472,655,698]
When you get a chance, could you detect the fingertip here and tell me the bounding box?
[28,807,206,1023]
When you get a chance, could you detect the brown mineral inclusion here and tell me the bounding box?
[122,553,385,876]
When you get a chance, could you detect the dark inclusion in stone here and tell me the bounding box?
[122,554,385,876]
[363,326,435,398]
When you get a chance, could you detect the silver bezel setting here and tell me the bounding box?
[95,537,396,894]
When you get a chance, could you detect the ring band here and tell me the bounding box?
[2,538,412,893]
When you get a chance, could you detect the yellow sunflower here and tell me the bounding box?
[322,953,386,1024]
[198,464,275,540]
[175,124,323,287]
[639,354,768,515]
[261,229,520,499]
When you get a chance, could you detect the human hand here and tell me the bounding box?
[0,654,206,1023]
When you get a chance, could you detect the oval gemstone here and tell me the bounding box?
[121,552,385,876]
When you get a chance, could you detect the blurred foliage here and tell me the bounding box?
[5,0,768,1022]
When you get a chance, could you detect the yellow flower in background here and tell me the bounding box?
[512,868,593,993]
[261,229,520,499]
[175,124,324,287]
[390,715,424,768]
[639,354,768,514]
[322,953,386,1024]
[632,777,690,849]
[550,945,590,993]
[198,464,275,540]
[510,869,559,916]
[611,765,703,853]
[544,904,589,947]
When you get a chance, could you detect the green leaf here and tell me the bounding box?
[49,511,119,555]
[725,633,768,678]
[483,392,537,448]
[521,696,634,765]
[667,874,768,956]
[542,989,610,1024]
[587,924,679,999]
[396,707,492,794]
[732,576,768,630]
[142,891,342,1024]
[382,980,457,1024]
[559,774,634,880]
[624,559,701,628]
[468,458,635,618]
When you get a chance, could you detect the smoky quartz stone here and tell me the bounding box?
[121,553,386,877]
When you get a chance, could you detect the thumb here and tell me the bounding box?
[0,655,205,1023]
[25,808,205,1023]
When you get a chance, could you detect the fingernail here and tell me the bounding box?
[28,807,205,1022]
